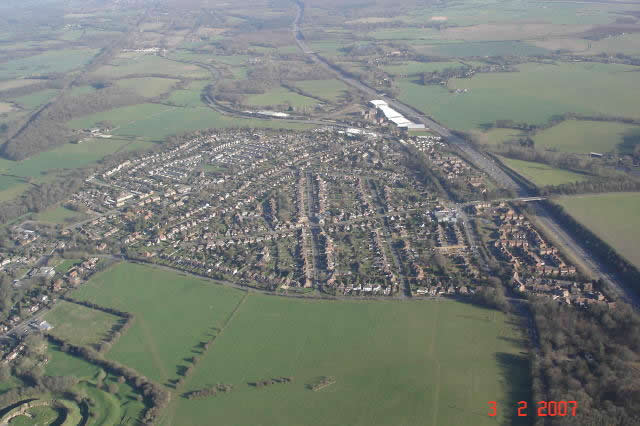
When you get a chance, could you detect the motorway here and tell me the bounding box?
[292,0,639,308]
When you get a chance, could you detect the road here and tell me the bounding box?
[292,0,639,308]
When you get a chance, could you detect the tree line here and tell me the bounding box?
[529,298,640,425]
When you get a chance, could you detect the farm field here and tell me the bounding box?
[398,62,640,131]
[498,156,591,187]
[381,61,462,76]
[115,77,179,98]
[162,295,530,426]
[68,103,312,141]
[69,262,246,386]
[293,79,350,102]
[90,55,209,79]
[0,48,98,79]
[9,89,59,109]
[44,300,121,348]
[472,128,525,146]
[555,192,640,269]
[244,86,318,109]
[533,120,640,154]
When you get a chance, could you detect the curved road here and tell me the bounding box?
[292,0,639,308]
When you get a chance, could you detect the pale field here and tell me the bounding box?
[438,23,593,42]
[0,79,39,91]
[0,102,16,113]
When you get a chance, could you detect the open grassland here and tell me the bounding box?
[245,87,318,109]
[91,55,209,79]
[115,77,178,98]
[293,79,350,102]
[10,89,59,109]
[166,81,210,107]
[45,301,121,348]
[499,156,591,187]
[0,49,98,79]
[472,128,525,146]
[0,79,40,91]
[381,61,462,76]
[533,120,640,154]
[162,295,530,426]
[398,62,640,131]
[33,204,87,224]
[69,103,312,141]
[555,192,640,269]
[69,262,246,386]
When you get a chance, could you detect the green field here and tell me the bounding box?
[115,77,178,98]
[33,205,87,224]
[69,262,246,385]
[381,61,462,76]
[69,103,312,141]
[472,128,525,146]
[91,55,209,79]
[293,79,350,102]
[398,62,640,131]
[163,295,530,426]
[10,89,59,109]
[555,192,640,269]
[0,48,98,79]
[499,156,591,187]
[533,120,640,154]
[245,86,318,109]
[45,300,121,348]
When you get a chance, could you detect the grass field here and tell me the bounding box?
[69,262,246,386]
[472,128,525,146]
[555,192,640,269]
[398,62,640,131]
[44,300,121,348]
[293,79,350,102]
[245,86,318,109]
[0,48,98,79]
[10,89,59,109]
[115,77,178,98]
[69,103,312,141]
[381,61,462,76]
[33,205,87,224]
[91,55,209,79]
[533,120,640,154]
[162,295,530,426]
[499,156,591,187]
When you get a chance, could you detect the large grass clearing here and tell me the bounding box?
[499,156,591,187]
[33,204,88,224]
[555,192,640,269]
[381,60,462,76]
[293,79,350,102]
[9,89,59,109]
[533,120,640,154]
[69,262,246,386]
[90,55,209,79]
[244,86,319,109]
[115,77,179,98]
[0,48,98,79]
[68,103,312,141]
[44,300,122,348]
[163,295,530,426]
[398,62,640,131]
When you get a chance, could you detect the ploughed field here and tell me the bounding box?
[60,262,530,426]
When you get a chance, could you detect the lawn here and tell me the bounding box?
[162,296,530,426]
[69,262,247,386]
[499,156,591,187]
[44,300,122,348]
[33,205,87,224]
[245,86,318,109]
[293,79,350,102]
[398,62,640,131]
[533,120,640,154]
[115,77,179,98]
[555,192,640,269]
